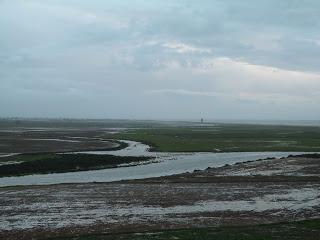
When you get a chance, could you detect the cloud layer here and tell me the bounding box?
[1,0,320,120]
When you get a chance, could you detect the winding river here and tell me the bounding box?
[0,140,307,187]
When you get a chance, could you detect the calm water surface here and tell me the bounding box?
[0,140,307,187]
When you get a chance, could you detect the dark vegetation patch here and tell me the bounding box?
[0,154,152,177]
[48,219,320,240]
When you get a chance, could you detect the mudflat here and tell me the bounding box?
[0,128,121,154]
[1,154,319,240]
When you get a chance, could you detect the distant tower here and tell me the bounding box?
[201,118,204,124]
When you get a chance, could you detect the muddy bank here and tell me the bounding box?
[1,182,319,240]
[48,219,320,240]
[124,154,320,183]
[0,128,127,154]
[0,154,319,240]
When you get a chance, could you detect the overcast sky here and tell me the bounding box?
[1,0,320,120]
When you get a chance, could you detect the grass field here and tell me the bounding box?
[103,124,320,152]
[1,119,320,153]
[50,219,320,240]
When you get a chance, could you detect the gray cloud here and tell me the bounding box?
[1,0,319,120]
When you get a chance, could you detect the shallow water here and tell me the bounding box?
[0,153,18,158]
[79,140,152,156]
[0,140,308,187]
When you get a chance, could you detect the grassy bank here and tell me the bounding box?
[104,124,320,152]
[0,153,152,177]
[50,219,320,240]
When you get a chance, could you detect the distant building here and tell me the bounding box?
[201,118,204,123]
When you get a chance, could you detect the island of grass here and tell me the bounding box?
[103,124,320,152]
[0,153,153,177]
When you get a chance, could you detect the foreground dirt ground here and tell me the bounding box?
[0,155,319,240]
